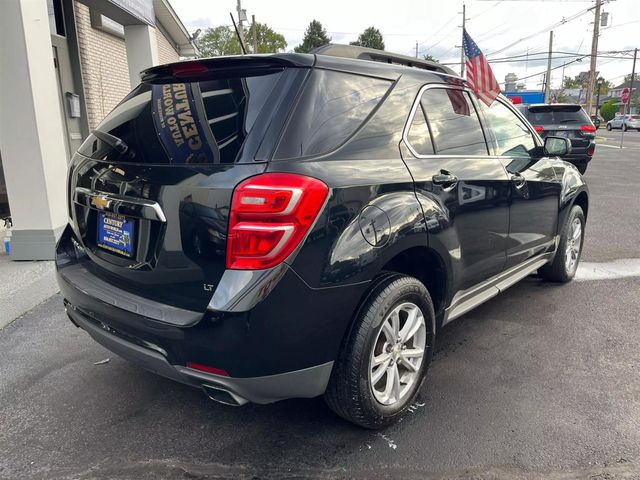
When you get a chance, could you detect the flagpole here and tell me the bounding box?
[460,3,466,78]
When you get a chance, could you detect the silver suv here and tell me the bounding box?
[606,114,640,131]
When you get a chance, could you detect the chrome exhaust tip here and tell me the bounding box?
[201,384,248,406]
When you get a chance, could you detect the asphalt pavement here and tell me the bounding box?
[1,137,639,480]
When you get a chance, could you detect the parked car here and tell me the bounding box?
[516,103,595,174]
[56,45,589,429]
[590,115,601,129]
[607,114,640,131]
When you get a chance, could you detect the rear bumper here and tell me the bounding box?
[55,225,364,402]
[65,302,332,404]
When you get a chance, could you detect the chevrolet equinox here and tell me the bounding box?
[56,44,589,428]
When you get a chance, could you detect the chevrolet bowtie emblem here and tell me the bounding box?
[91,195,111,210]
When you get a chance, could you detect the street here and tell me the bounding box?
[1,137,639,480]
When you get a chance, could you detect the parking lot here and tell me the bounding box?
[1,130,639,480]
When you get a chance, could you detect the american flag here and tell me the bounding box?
[463,29,500,106]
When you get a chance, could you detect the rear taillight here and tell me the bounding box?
[533,125,544,133]
[226,173,329,270]
[580,124,596,133]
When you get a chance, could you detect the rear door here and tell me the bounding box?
[401,85,510,292]
[478,98,561,267]
[69,65,305,311]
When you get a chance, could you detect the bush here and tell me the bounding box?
[600,100,618,122]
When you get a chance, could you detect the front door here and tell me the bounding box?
[401,85,510,294]
[476,98,561,268]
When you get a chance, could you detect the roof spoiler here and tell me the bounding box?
[140,54,315,83]
[311,44,458,76]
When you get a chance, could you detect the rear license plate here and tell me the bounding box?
[97,212,135,257]
[554,130,569,137]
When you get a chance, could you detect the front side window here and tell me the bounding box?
[420,88,488,156]
[480,100,537,158]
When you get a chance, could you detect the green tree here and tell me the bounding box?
[294,20,331,53]
[247,22,287,53]
[600,99,618,121]
[562,75,583,89]
[623,73,638,84]
[197,24,286,57]
[350,27,385,50]
[197,25,241,57]
[423,54,439,63]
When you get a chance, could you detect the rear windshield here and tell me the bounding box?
[524,105,590,125]
[78,70,284,164]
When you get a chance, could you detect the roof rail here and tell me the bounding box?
[311,44,458,76]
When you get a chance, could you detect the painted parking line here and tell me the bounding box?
[575,259,640,281]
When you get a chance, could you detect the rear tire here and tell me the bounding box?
[539,205,585,283]
[324,274,435,429]
[606,123,612,131]
[577,163,587,175]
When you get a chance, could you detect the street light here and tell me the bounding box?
[596,77,605,118]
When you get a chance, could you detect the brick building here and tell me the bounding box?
[0,0,198,259]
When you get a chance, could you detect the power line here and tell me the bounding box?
[486,3,600,57]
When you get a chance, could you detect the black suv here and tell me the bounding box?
[517,103,596,174]
[56,45,588,428]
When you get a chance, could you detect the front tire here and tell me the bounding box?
[539,205,585,283]
[324,275,435,429]
[606,123,612,131]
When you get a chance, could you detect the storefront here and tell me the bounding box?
[0,0,197,259]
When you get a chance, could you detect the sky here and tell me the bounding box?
[170,0,640,91]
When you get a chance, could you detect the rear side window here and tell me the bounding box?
[406,104,434,155]
[420,88,488,156]
[525,105,590,125]
[78,71,284,164]
[274,70,391,159]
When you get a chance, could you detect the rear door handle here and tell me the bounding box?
[510,173,526,188]
[432,171,459,187]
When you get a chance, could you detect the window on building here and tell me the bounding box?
[47,0,65,36]
[420,88,488,156]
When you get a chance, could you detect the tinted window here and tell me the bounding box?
[525,105,590,124]
[78,71,284,164]
[481,100,536,157]
[421,88,488,156]
[406,104,434,155]
[274,70,391,159]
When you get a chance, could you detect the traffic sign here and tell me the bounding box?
[621,87,631,104]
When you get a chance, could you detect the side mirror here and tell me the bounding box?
[544,136,572,156]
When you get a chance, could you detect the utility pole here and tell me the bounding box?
[585,0,601,116]
[236,0,247,53]
[544,30,553,103]
[460,3,466,77]
[620,47,637,149]
[415,41,418,58]
[252,14,257,53]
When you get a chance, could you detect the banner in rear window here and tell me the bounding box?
[151,83,214,164]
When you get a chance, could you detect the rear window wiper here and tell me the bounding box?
[559,119,580,123]
[92,129,128,154]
